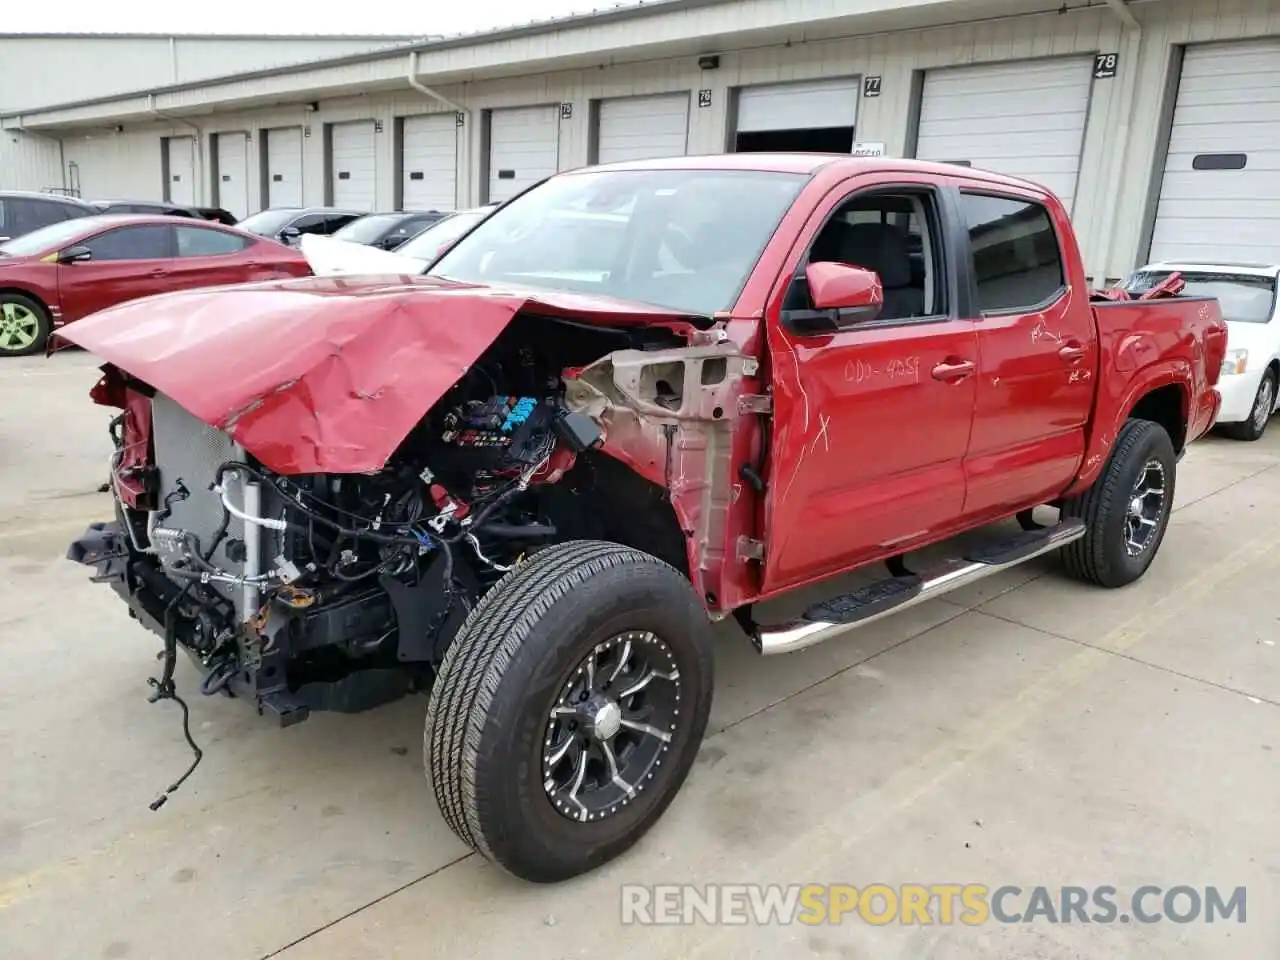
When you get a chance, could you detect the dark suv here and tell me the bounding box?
[89,199,239,225]
[0,191,98,242]
[236,207,365,246]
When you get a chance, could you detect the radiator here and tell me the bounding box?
[150,392,249,609]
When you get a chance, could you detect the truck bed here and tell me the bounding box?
[1065,296,1228,496]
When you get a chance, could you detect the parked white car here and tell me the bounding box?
[1125,261,1280,441]
[300,205,497,277]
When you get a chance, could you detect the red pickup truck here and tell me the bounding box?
[63,154,1226,884]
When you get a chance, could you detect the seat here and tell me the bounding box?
[810,220,925,320]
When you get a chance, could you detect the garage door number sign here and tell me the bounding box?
[1094,53,1119,79]
[863,76,882,97]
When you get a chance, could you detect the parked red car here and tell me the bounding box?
[0,214,310,355]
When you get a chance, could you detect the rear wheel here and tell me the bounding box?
[1222,370,1276,441]
[0,293,51,357]
[1060,418,1177,588]
[424,540,714,882]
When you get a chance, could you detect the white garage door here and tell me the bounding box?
[597,93,689,164]
[330,120,377,211]
[402,114,457,211]
[166,136,196,205]
[266,127,303,208]
[915,57,1095,211]
[1148,39,1280,264]
[736,77,859,132]
[488,105,560,203]
[215,132,249,220]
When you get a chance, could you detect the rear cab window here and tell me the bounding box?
[959,192,1066,313]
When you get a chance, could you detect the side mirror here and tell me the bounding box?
[57,245,93,264]
[279,226,301,244]
[807,261,883,317]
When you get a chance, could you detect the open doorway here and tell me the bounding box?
[734,126,854,153]
[732,78,859,155]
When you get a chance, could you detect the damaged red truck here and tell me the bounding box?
[64,154,1227,883]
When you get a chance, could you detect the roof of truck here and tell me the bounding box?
[578,152,1049,193]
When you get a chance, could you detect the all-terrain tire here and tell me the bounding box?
[0,292,52,357]
[1059,418,1177,588]
[1221,369,1276,442]
[424,539,714,883]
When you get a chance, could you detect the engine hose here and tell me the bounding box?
[214,461,422,547]
[199,658,238,696]
[445,483,522,543]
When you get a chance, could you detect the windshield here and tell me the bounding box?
[428,169,808,315]
[1125,270,1277,324]
[237,209,301,236]
[398,210,490,260]
[0,218,94,257]
[333,214,403,243]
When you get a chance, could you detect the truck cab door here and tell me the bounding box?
[758,177,979,594]
[951,187,1098,518]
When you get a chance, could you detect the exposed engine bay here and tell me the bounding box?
[75,316,697,732]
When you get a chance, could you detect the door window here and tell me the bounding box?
[959,193,1065,313]
[788,189,947,323]
[319,214,361,234]
[80,225,173,261]
[175,225,250,257]
[288,214,331,236]
[385,215,439,244]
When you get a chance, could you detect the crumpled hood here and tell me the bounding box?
[58,274,698,475]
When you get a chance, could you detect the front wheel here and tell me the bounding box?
[1223,370,1276,442]
[424,540,714,883]
[1060,418,1177,588]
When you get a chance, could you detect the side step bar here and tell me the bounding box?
[752,518,1086,656]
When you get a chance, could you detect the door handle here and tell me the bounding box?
[1058,342,1086,363]
[931,358,975,383]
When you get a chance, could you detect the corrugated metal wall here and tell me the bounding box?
[61,131,166,201]
[0,131,62,191]
[0,35,413,114]
[13,0,1280,278]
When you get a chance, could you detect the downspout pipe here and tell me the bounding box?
[149,93,204,204]
[407,51,468,207]
[407,51,466,115]
[1094,19,1144,283]
[1103,0,1141,30]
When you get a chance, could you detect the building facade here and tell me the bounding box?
[1,0,1277,281]
[0,31,421,206]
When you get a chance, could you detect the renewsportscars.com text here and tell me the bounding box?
[620,883,1247,926]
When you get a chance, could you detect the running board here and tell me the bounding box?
[752,518,1086,656]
